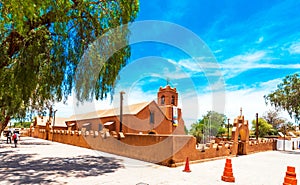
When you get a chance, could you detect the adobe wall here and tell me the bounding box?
[33,128,189,164]
[32,128,231,166]
[32,128,277,167]
[247,139,276,153]
[18,128,31,137]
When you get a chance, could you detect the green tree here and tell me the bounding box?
[204,111,227,137]
[189,111,227,143]
[262,110,285,129]
[217,127,227,137]
[13,121,31,128]
[0,0,139,133]
[251,118,275,137]
[264,73,300,122]
[286,122,296,131]
[189,119,204,143]
[278,121,296,135]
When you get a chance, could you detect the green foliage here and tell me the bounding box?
[278,122,296,134]
[217,127,227,136]
[251,118,275,137]
[286,122,296,131]
[263,109,285,129]
[13,121,31,128]
[264,73,300,122]
[189,111,227,143]
[0,0,140,133]
[189,119,204,143]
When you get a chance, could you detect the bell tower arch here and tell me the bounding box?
[157,85,178,106]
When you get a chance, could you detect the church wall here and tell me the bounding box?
[63,101,179,135]
[122,102,173,134]
[32,128,277,167]
[247,139,276,153]
[63,86,185,135]
[31,87,277,167]
[33,129,195,164]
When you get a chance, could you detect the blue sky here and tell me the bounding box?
[57,1,300,128]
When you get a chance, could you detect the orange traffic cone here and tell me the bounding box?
[221,158,235,183]
[183,157,191,172]
[283,166,297,185]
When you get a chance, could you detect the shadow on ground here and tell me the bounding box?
[278,150,300,155]
[0,150,124,184]
[18,141,51,145]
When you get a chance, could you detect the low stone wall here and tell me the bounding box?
[34,129,90,148]
[247,139,276,153]
[19,128,31,137]
[32,128,277,166]
[33,128,232,165]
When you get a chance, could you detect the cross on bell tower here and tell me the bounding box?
[166,77,170,86]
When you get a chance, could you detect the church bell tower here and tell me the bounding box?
[157,85,179,122]
[156,85,185,134]
[157,85,178,107]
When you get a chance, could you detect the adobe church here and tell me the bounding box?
[65,85,186,135]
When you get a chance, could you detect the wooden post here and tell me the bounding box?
[256,113,258,140]
[119,91,125,133]
[227,118,230,140]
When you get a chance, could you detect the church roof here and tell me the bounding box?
[36,116,68,127]
[66,101,153,122]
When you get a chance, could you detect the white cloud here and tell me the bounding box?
[181,78,294,130]
[167,52,272,80]
[54,96,75,118]
[223,51,266,66]
[54,92,114,118]
[123,86,155,105]
[54,87,155,119]
[173,51,268,80]
[258,78,282,90]
[165,58,223,81]
[223,86,293,126]
[170,52,299,81]
[256,36,264,44]
[203,78,226,92]
[214,49,222,54]
[289,41,300,54]
[178,57,220,70]
[220,50,300,79]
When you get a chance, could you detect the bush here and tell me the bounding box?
[13,122,31,128]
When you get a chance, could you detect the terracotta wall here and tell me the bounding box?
[65,102,184,135]
[19,128,31,137]
[247,139,276,153]
[32,129,277,166]
[33,129,193,164]
[32,129,231,165]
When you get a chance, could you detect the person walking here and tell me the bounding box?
[12,131,18,148]
[6,131,12,144]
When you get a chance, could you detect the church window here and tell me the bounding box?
[171,96,175,105]
[150,112,155,124]
[161,96,165,105]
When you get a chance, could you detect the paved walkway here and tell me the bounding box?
[0,137,300,185]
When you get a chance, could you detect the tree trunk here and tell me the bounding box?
[0,115,11,135]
